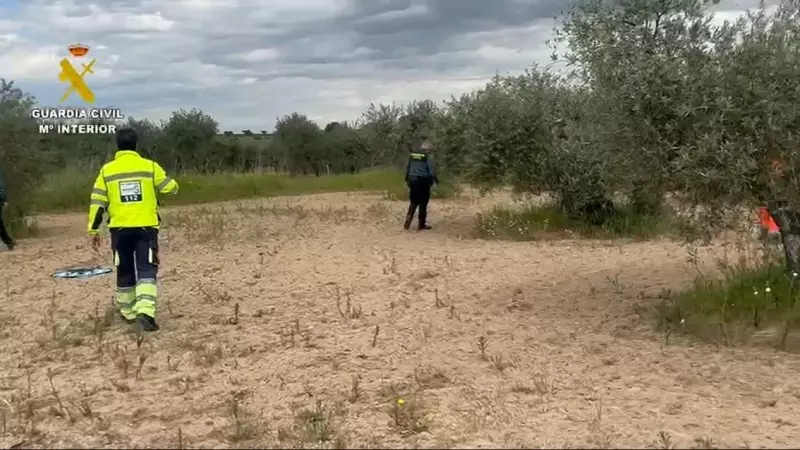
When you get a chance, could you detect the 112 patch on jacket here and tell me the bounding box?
[120,180,143,202]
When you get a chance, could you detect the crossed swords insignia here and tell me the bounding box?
[58,57,96,104]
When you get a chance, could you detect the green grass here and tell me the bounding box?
[474,204,672,241]
[32,168,460,213]
[657,257,800,347]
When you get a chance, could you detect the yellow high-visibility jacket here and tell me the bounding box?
[87,150,178,234]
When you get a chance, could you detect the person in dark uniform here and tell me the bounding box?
[0,168,14,250]
[403,136,438,231]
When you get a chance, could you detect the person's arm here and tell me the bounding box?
[428,153,439,184]
[87,171,108,235]
[153,162,178,195]
[0,169,6,203]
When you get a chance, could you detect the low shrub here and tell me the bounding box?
[474,204,672,241]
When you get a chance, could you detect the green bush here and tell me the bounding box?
[658,259,800,346]
[474,204,672,241]
[32,168,459,213]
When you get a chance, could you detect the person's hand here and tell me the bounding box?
[90,234,101,252]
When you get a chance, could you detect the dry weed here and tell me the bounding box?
[490,354,515,373]
[192,343,224,367]
[656,430,675,449]
[166,355,181,372]
[413,365,452,389]
[477,335,489,360]
[5,370,38,436]
[200,284,233,305]
[389,393,430,435]
[512,376,554,396]
[589,400,612,448]
[227,396,260,443]
[45,368,73,422]
[347,375,361,403]
[435,288,447,308]
[371,325,380,347]
[135,351,150,380]
[295,400,337,444]
[335,286,363,319]
[175,427,186,449]
[420,321,433,342]
[693,437,717,449]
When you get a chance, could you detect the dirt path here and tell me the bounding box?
[1,191,799,449]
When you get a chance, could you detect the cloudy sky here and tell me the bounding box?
[2,0,772,132]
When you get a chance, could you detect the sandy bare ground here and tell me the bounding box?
[1,190,799,449]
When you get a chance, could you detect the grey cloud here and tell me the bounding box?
[16,0,568,131]
[11,0,762,131]
[266,0,564,59]
[184,0,563,76]
[27,0,563,74]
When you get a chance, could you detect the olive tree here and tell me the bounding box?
[273,113,324,175]
[161,108,219,172]
[464,73,552,194]
[359,103,404,167]
[558,0,800,271]
[673,1,800,272]
[556,0,730,214]
[0,80,46,228]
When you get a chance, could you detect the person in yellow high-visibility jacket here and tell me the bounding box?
[87,127,178,332]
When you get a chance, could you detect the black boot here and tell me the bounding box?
[418,208,430,230]
[403,214,413,230]
[136,314,159,332]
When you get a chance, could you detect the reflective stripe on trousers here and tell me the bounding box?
[116,286,136,320]
[134,278,157,318]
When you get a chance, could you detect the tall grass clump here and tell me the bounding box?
[657,254,800,347]
[474,204,673,241]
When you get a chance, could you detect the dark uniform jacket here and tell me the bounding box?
[404,148,438,185]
